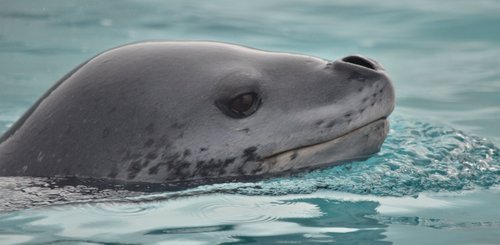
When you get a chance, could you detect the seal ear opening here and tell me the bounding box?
[342,56,376,70]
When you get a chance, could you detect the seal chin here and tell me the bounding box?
[262,118,389,173]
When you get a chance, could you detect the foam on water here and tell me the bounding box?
[256,115,499,196]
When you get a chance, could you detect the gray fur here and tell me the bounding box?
[0,41,395,183]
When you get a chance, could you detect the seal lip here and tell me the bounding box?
[261,117,388,161]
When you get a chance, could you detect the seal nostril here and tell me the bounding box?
[342,56,376,70]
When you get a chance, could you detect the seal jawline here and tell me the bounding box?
[261,117,389,162]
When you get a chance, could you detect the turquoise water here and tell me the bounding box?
[1,0,500,244]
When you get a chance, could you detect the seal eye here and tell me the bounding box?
[230,93,255,114]
[217,92,261,118]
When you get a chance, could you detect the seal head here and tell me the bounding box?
[0,42,395,184]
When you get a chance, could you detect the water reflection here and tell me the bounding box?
[0,193,390,244]
[2,189,500,244]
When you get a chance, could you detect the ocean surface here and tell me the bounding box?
[0,0,499,244]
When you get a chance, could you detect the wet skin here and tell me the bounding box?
[0,41,395,184]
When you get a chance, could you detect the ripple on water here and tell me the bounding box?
[0,193,376,244]
[193,196,324,224]
[195,196,275,224]
[89,202,162,217]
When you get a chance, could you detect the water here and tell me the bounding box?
[0,0,499,244]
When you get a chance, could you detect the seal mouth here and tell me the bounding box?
[262,117,389,164]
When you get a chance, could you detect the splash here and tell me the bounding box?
[227,115,500,196]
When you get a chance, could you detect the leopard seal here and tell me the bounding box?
[0,41,395,184]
